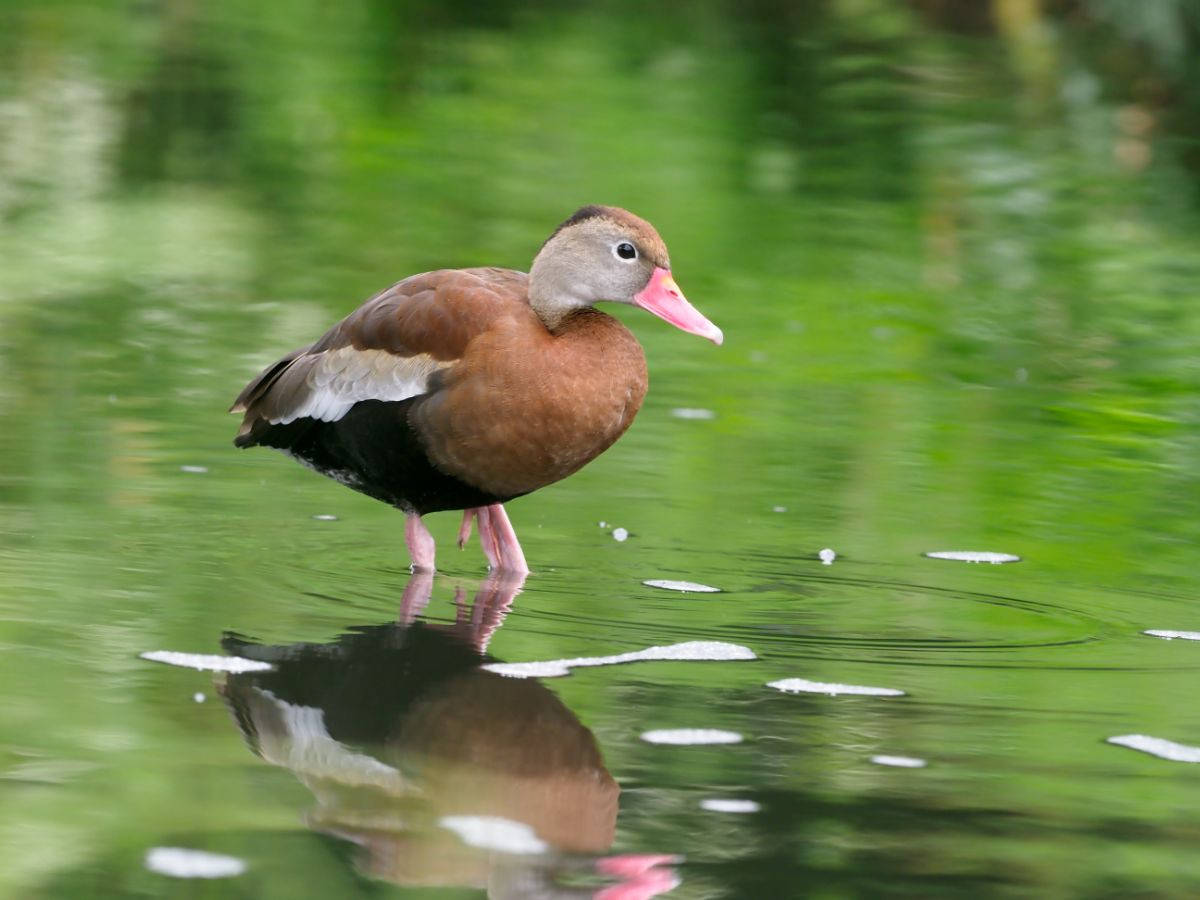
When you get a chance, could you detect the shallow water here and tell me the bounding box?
[4,2,1200,898]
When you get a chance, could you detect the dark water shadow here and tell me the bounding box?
[218,571,680,899]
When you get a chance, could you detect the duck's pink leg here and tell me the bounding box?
[474,505,502,570]
[404,512,436,572]
[457,509,475,550]
[458,504,529,574]
[486,503,529,575]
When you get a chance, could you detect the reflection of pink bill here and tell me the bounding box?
[595,854,684,900]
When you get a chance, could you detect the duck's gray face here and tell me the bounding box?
[530,206,723,344]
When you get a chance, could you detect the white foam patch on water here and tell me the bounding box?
[139,651,273,673]
[144,847,246,879]
[767,678,906,697]
[483,640,756,679]
[670,407,716,420]
[643,579,722,593]
[924,550,1021,564]
[439,815,547,854]
[641,728,743,745]
[1107,734,1200,763]
[1144,630,1200,642]
[870,754,927,768]
[700,798,760,813]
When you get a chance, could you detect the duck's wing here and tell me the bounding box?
[231,267,531,446]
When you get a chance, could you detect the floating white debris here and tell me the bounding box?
[700,798,760,813]
[1107,734,1200,763]
[642,579,721,593]
[139,651,273,673]
[924,551,1021,564]
[1143,630,1200,642]
[144,847,246,879]
[767,678,906,697]
[439,815,547,855]
[870,754,927,768]
[819,548,836,565]
[641,729,743,745]
[670,407,716,420]
[612,527,629,542]
[312,514,338,521]
[193,692,206,704]
[179,465,208,474]
[483,640,756,679]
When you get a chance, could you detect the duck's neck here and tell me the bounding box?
[531,298,590,332]
[528,250,597,331]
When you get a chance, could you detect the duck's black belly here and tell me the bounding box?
[241,398,517,515]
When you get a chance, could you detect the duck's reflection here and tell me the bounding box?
[219,571,679,899]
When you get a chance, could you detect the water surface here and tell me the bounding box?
[3,2,1200,897]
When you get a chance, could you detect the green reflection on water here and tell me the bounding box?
[3,1,1200,897]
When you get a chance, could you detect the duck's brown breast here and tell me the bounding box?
[413,308,648,498]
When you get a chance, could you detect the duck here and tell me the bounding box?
[230,205,722,574]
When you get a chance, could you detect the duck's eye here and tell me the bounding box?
[615,241,637,261]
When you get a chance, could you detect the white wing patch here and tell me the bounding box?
[274,348,444,424]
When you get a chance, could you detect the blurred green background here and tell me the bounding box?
[3,0,1200,897]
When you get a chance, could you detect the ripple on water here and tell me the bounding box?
[483,640,756,679]
[734,563,1117,667]
[641,729,743,745]
[139,650,273,673]
[145,848,246,879]
[1106,734,1200,763]
[642,579,722,593]
[767,677,906,697]
[923,550,1021,564]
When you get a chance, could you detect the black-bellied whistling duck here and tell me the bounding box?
[230,206,722,574]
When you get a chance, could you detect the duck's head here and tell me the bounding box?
[529,205,723,345]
